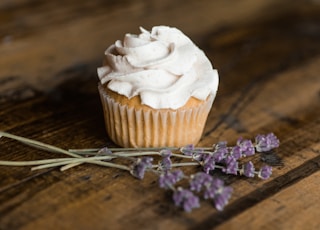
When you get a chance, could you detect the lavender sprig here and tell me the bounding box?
[159,149,172,171]
[0,131,280,212]
[189,172,233,211]
[213,186,233,211]
[130,157,153,179]
[159,170,184,189]
[255,133,280,152]
[241,161,255,178]
[258,165,273,179]
[222,156,239,175]
[173,187,200,212]
[190,172,213,192]
[237,137,255,157]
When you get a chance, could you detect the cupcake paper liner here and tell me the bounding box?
[98,84,214,147]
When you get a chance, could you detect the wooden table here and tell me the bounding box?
[1,1,320,229]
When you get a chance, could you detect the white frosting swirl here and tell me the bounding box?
[97,26,219,109]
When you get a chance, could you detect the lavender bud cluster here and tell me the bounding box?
[181,133,279,180]
[159,170,184,189]
[159,149,172,171]
[159,170,234,212]
[190,172,233,211]
[255,133,280,152]
[119,133,279,212]
[130,157,153,179]
[173,188,200,213]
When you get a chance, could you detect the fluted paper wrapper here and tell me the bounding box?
[98,85,214,147]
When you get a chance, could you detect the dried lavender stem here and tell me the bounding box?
[60,162,82,171]
[61,151,193,172]
[70,150,193,159]
[170,162,200,167]
[69,147,213,153]
[59,152,138,171]
[0,131,115,171]
[69,147,180,153]
[108,151,193,159]
[31,156,130,171]
[150,162,200,169]
[0,158,75,166]
[0,131,81,158]
[0,155,112,167]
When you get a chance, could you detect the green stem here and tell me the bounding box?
[70,150,193,159]
[171,153,193,159]
[0,131,81,158]
[60,162,82,171]
[105,151,160,157]
[0,158,75,166]
[69,147,213,154]
[69,147,182,153]
[0,155,113,167]
[170,162,200,167]
[151,162,200,169]
[31,156,130,171]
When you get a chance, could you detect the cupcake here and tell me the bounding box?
[97,26,219,147]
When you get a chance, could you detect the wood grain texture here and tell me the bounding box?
[1,0,320,229]
[216,169,320,230]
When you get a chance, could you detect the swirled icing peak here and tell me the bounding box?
[98,26,219,109]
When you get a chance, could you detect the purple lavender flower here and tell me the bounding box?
[258,165,273,179]
[255,133,280,152]
[189,172,213,192]
[199,177,233,211]
[214,186,233,211]
[222,156,238,175]
[130,157,153,179]
[237,137,255,157]
[160,149,172,158]
[242,161,255,178]
[230,146,242,160]
[181,144,194,156]
[159,170,184,189]
[97,147,113,155]
[203,178,224,199]
[97,147,113,161]
[202,154,216,174]
[173,187,200,212]
[159,157,172,171]
[159,149,172,171]
[192,148,205,161]
[213,141,229,162]
[215,141,228,150]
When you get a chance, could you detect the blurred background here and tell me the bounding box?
[2,0,319,95]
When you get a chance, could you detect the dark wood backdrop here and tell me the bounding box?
[1,0,320,229]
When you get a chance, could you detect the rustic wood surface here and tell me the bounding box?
[1,0,320,229]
